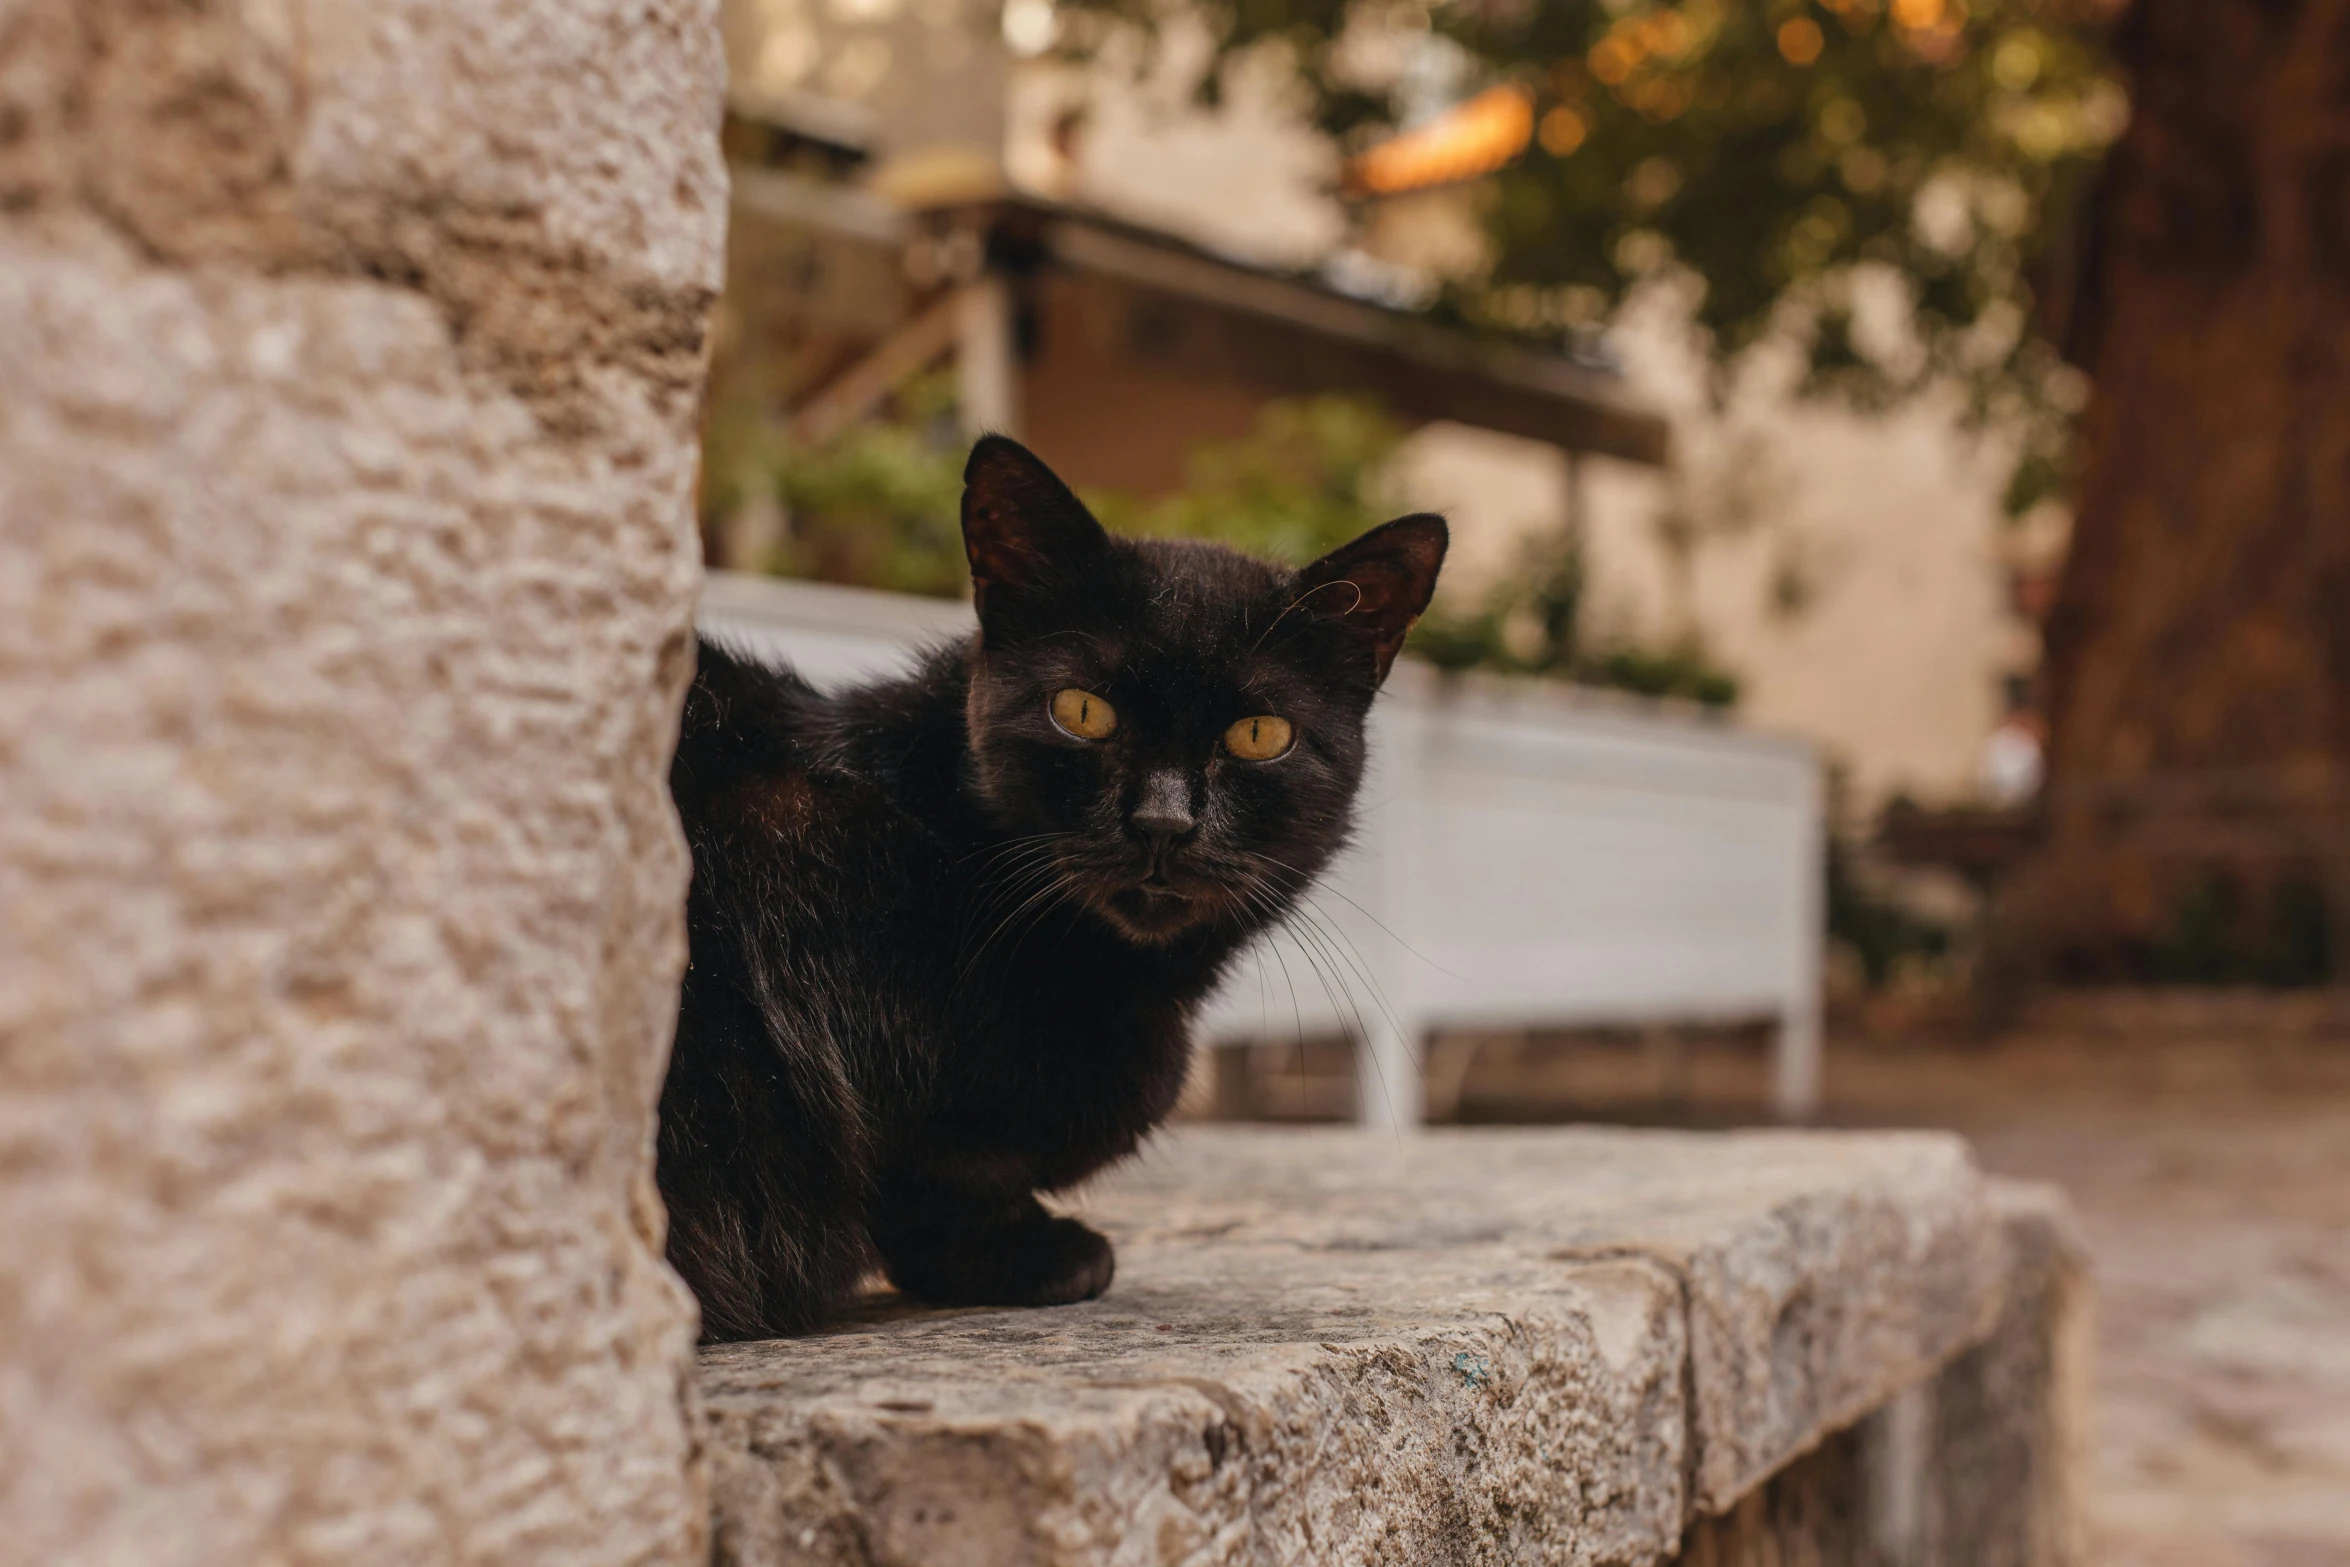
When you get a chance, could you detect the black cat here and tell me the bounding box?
[657,436,1445,1340]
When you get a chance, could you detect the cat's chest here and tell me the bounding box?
[916,941,1200,1184]
[942,925,1210,1078]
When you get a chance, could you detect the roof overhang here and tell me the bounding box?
[727,172,1670,467]
[1027,213,1667,465]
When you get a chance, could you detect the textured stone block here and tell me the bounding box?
[702,1127,2012,1566]
[1920,1180,2093,1567]
[1675,1177,2091,1567]
[0,2,725,1562]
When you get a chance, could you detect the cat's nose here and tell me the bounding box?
[1129,769,1196,844]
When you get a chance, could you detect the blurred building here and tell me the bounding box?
[717,0,2060,817]
[712,0,1662,539]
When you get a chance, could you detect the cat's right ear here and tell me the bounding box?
[1294,512,1448,685]
[961,436,1108,621]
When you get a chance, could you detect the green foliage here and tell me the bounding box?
[2140,873,2333,988]
[1411,530,1740,707]
[707,386,1740,704]
[1084,396,1406,563]
[1094,394,1738,703]
[700,375,972,596]
[1590,646,1742,707]
[773,418,970,597]
[1054,0,2127,514]
[1826,831,1951,988]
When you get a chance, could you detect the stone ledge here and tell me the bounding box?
[700,1128,2018,1567]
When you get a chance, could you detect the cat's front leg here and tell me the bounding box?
[871,1186,1115,1308]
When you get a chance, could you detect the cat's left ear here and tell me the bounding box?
[1295,514,1449,684]
[961,436,1108,620]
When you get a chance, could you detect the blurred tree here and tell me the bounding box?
[1059,0,2350,986]
[2016,0,2350,986]
[1055,0,2128,515]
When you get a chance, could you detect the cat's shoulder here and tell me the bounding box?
[681,636,821,747]
[675,635,965,848]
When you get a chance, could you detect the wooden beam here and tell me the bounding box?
[785,286,967,449]
[1044,221,1671,466]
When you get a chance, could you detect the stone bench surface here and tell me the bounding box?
[701,1128,2009,1567]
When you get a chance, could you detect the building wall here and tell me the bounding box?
[1577,301,2038,814]
[1388,422,1576,604]
[1360,328,2035,815]
[1006,28,1344,270]
[726,0,1005,165]
[1018,271,1274,495]
[0,2,726,1562]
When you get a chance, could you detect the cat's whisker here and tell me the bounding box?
[1232,854,1444,1055]
[1233,885,1344,1069]
[1247,578,1365,656]
[957,860,1064,960]
[1267,906,1408,1128]
[991,889,1072,972]
[958,829,1076,870]
[956,841,1079,914]
[1253,880,1409,1040]
[1232,875,1418,1118]
[953,861,1067,973]
[1271,916,1404,1126]
[1251,904,1309,1054]
[1247,848,1464,983]
[1296,904,1417,1057]
[955,837,1077,929]
[961,846,1072,912]
[959,859,1078,982]
[1283,912,1377,1059]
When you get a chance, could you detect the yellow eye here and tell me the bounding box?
[1223,715,1294,761]
[1051,688,1118,740]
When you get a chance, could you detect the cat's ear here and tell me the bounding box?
[961,436,1108,619]
[1294,513,1449,684]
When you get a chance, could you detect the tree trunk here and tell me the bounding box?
[2023,0,2350,986]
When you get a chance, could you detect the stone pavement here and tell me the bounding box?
[1809,1024,2350,1567]
[1962,1106,2350,1567]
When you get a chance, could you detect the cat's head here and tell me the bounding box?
[957,436,1446,946]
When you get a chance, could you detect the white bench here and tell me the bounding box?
[699,570,1825,1122]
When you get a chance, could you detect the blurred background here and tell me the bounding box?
[693,2,2348,1561]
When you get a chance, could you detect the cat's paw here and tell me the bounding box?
[1002,1215,1116,1306]
[881,1208,1116,1308]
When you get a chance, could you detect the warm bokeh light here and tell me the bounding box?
[1589,32,1642,85]
[1539,105,1590,157]
[1345,86,1535,197]
[1778,16,1826,64]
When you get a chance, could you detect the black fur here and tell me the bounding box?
[657,437,1446,1340]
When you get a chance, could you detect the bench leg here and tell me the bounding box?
[1356,1013,1423,1130]
[1774,1004,1822,1122]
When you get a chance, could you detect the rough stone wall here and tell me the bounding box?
[0,3,726,1563]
